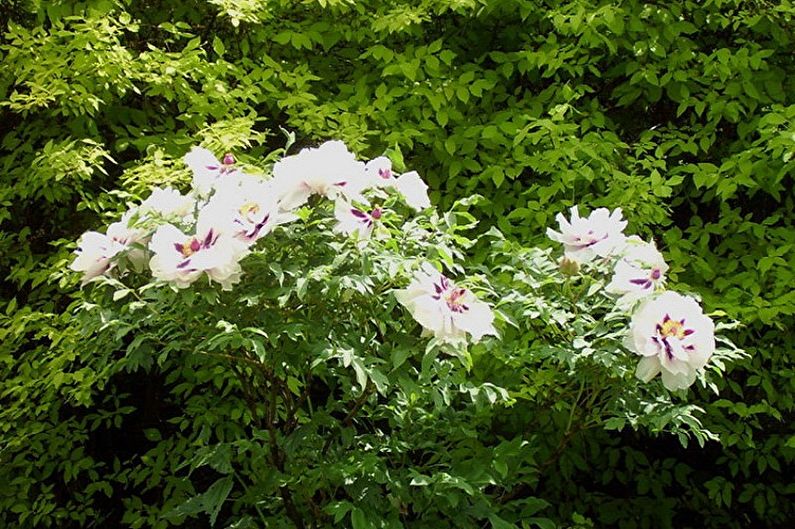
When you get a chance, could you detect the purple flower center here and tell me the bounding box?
[652,314,696,359]
[431,276,469,313]
[629,278,653,289]
[378,168,392,180]
[174,229,219,266]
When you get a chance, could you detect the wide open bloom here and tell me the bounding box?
[547,206,627,263]
[606,238,669,305]
[205,177,297,244]
[185,147,241,196]
[395,263,496,344]
[627,291,715,391]
[70,214,144,285]
[365,156,431,211]
[148,208,248,290]
[270,141,369,211]
[334,201,381,240]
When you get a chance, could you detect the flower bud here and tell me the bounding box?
[559,257,580,276]
[222,153,236,165]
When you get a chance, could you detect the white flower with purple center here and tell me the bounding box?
[70,217,144,285]
[270,140,369,211]
[185,147,241,196]
[365,156,396,188]
[395,263,497,344]
[607,239,669,305]
[334,201,382,240]
[206,179,297,244]
[148,209,248,290]
[364,157,431,211]
[547,206,627,263]
[627,291,715,391]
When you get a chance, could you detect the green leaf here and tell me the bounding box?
[351,508,374,529]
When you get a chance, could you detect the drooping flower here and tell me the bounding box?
[270,141,369,211]
[395,263,497,344]
[148,207,249,290]
[70,213,145,285]
[627,291,715,391]
[546,206,627,263]
[185,147,241,195]
[140,186,195,219]
[334,201,381,240]
[606,238,669,305]
[204,177,297,245]
[364,157,431,211]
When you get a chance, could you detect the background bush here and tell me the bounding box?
[1,0,792,527]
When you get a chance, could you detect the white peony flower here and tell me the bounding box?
[364,157,431,211]
[185,147,241,196]
[395,263,497,344]
[140,187,195,219]
[205,177,297,244]
[627,291,715,391]
[606,238,669,305]
[148,207,249,290]
[70,213,145,285]
[270,141,369,211]
[334,201,381,240]
[546,205,627,263]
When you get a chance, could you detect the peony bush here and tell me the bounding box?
[57,140,743,527]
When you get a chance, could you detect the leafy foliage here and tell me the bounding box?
[1,0,793,527]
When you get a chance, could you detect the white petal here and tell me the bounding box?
[185,147,222,195]
[141,187,194,218]
[452,298,497,342]
[395,171,431,210]
[635,356,661,383]
[365,156,395,187]
[407,294,446,333]
[660,368,696,391]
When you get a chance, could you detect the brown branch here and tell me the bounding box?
[285,373,313,432]
[321,381,374,455]
[261,370,306,529]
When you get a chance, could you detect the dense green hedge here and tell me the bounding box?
[1,0,793,527]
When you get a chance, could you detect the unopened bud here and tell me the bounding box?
[222,153,235,165]
[559,257,580,276]
[370,207,383,220]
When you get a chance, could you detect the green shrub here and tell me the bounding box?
[1,0,792,527]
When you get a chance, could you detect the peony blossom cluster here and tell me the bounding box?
[71,141,432,291]
[548,206,715,391]
[71,140,498,347]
